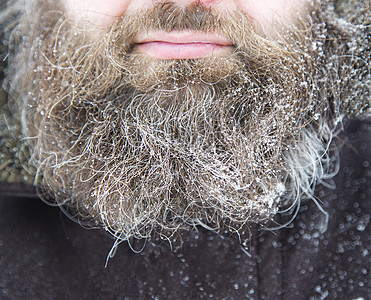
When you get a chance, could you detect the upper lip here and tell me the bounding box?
[134,31,233,46]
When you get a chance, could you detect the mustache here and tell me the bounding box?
[138,1,221,32]
[106,1,254,52]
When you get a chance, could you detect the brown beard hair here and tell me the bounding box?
[6,1,351,243]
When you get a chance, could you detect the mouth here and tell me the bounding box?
[134,31,234,60]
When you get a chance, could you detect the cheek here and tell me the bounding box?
[65,0,130,26]
[235,0,307,33]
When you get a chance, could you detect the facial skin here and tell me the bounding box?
[64,0,309,59]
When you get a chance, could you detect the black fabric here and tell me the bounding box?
[0,119,370,299]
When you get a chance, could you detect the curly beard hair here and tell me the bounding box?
[3,0,368,243]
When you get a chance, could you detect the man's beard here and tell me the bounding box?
[8,1,344,241]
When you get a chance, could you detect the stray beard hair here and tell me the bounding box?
[3,0,368,244]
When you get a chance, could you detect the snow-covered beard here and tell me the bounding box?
[6,1,355,242]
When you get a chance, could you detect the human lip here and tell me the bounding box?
[134,31,234,59]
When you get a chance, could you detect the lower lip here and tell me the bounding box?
[135,41,233,60]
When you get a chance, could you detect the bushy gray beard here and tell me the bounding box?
[5,1,356,242]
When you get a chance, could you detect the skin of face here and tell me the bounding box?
[64,0,309,59]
